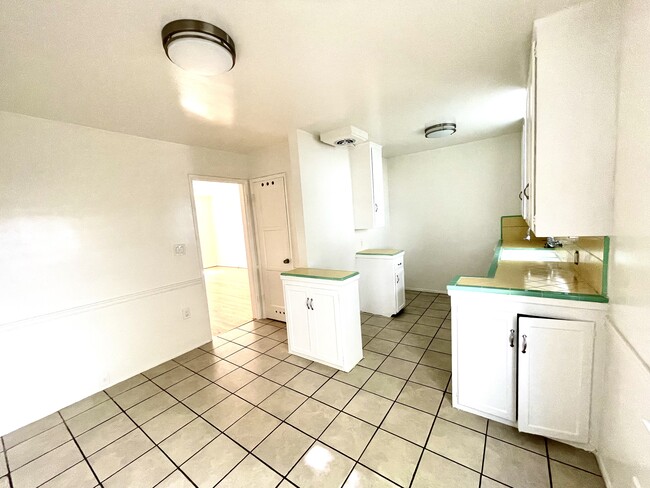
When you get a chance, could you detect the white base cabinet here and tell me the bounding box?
[281,271,362,372]
[449,291,604,445]
[355,250,405,317]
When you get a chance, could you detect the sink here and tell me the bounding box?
[499,249,562,262]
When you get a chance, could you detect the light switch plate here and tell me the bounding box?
[174,244,186,256]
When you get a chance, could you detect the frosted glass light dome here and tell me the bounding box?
[162,20,236,76]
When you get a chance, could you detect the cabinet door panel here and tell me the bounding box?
[454,307,517,423]
[395,266,405,312]
[518,317,594,443]
[284,285,311,356]
[308,288,341,364]
[370,144,385,226]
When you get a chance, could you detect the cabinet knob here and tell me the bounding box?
[521,334,528,354]
[283,258,290,264]
[509,329,515,347]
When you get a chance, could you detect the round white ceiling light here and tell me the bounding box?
[161,19,236,76]
[424,122,457,138]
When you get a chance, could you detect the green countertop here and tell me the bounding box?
[356,248,404,256]
[281,268,359,281]
[447,241,609,303]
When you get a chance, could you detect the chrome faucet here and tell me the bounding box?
[545,237,563,248]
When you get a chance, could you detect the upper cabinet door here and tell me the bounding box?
[370,143,385,226]
[522,41,536,228]
[350,142,385,229]
[518,317,594,443]
[527,1,618,236]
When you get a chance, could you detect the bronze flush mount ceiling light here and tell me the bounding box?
[161,19,236,76]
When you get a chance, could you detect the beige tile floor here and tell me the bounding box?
[204,266,254,336]
[0,291,605,488]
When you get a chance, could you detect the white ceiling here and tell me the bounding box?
[0,0,584,157]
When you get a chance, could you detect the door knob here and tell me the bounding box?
[283,258,290,264]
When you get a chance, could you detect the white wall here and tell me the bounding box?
[597,0,650,485]
[0,111,249,435]
[193,181,247,269]
[292,130,358,270]
[288,130,391,272]
[385,133,521,292]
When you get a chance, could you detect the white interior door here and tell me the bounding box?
[518,317,594,443]
[250,174,293,321]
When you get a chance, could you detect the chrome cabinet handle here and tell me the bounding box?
[523,183,530,200]
[518,191,523,201]
[396,275,400,284]
[309,298,314,310]
[521,334,527,354]
[509,329,515,347]
[374,203,378,212]
[306,298,310,310]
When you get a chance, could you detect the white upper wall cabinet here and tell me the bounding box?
[523,1,619,237]
[350,142,385,229]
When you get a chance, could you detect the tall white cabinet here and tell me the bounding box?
[350,142,385,230]
[449,290,604,445]
[522,0,618,236]
[355,249,405,317]
[281,268,363,372]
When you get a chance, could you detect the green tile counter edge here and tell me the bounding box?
[447,239,609,303]
[356,249,404,256]
[281,268,360,281]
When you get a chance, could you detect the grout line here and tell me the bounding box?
[546,438,554,488]
[1,437,14,488]
[103,391,199,488]
[407,374,449,488]
[479,419,489,487]
[58,412,103,488]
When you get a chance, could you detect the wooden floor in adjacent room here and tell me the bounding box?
[204,266,253,336]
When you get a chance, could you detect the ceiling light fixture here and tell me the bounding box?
[162,19,236,76]
[424,122,457,138]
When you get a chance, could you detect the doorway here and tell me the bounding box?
[190,177,259,336]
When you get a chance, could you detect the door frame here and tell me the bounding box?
[188,174,263,322]
[249,172,294,320]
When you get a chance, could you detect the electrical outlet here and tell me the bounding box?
[174,244,186,256]
[182,307,191,320]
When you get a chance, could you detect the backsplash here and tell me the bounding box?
[500,216,609,296]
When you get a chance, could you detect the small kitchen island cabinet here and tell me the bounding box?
[280,268,363,372]
[355,249,405,317]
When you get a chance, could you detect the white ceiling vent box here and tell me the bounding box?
[319,126,368,147]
